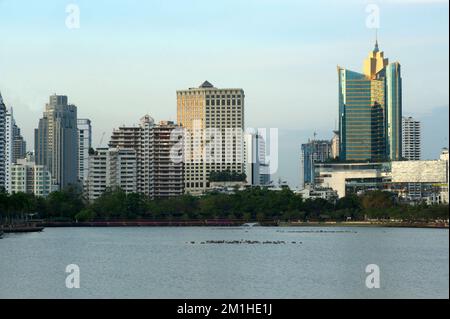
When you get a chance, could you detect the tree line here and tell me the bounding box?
[0,186,448,223]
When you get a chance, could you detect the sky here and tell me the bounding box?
[0,0,448,187]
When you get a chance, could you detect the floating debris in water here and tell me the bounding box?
[188,240,302,245]
[277,230,357,234]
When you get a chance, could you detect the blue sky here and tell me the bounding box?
[0,0,448,187]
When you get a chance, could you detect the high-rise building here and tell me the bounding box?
[338,40,402,162]
[401,116,422,200]
[177,81,245,195]
[0,92,6,190]
[300,139,332,189]
[10,156,55,197]
[244,131,271,186]
[13,124,26,163]
[139,115,155,196]
[4,108,28,193]
[77,119,92,183]
[150,121,184,198]
[4,109,14,192]
[258,135,271,186]
[244,132,261,186]
[402,116,421,161]
[85,147,138,202]
[331,130,340,159]
[439,148,449,204]
[107,116,184,199]
[35,95,79,189]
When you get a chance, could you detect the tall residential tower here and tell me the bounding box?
[0,93,6,189]
[402,116,421,161]
[77,119,92,183]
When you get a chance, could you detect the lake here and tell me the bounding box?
[0,226,448,299]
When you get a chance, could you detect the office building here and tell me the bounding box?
[338,40,402,162]
[315,157,448,202]
[35,95,78,189]
[177,81,245,195]
[300,139,332,189]
[244,131,270,186]
[13,124,26,163]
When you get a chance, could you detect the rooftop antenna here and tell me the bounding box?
[374,29,379,52]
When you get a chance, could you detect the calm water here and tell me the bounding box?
[0,226,448,299]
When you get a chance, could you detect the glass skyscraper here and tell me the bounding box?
[300,139,332,188]
[338,40,402,162]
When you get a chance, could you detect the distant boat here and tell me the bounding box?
[2,225,44,233]
[242,222,260,227]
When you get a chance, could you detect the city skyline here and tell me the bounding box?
[0,0,448,187]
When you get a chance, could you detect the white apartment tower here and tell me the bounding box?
[4,108,15,193]
[402,117,421,160]
[0,92,6,189]
[177,81,245,195]
[10,157,54,197]
[402,116,422,200]
[3,108,27,193]
[77,119,92,184]
[85,147,138,202]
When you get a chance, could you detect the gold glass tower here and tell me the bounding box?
[338,40,402,162]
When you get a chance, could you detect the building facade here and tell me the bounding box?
[35,95,79,189]
[177,81,245,195]
[0,92,6,189]
[338,41,402,162]
[244,132,261,186]
[85,147,138,202]
[331,130,340,160]
[10,157,55,197]
[2,108,27,193]
[300,139,332,189]
[401,116,422,200]
[402,116,421,161]
[13,124,26,163]
[77,119,92,184]
[108,117,184,199]
[315,162,390,198]
[4,108,14,193]
[315,157,448,203]
[439,148,449,204]
[150,121,184,198]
